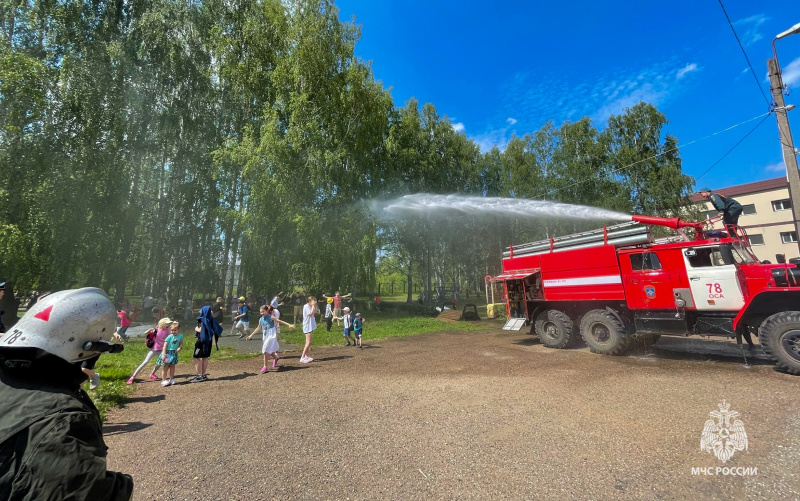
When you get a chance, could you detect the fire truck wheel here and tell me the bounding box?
[534,309,574,349]
[759,311,800,375]
[580,309,632,355]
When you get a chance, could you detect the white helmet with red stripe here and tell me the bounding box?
[0,287,120,363]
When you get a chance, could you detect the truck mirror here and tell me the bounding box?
[684,248,696,257]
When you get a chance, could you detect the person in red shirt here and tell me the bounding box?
[116,309,131,341]
[323,291,351,327]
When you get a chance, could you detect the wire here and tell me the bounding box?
[533,111,771,198]
[717,0,771,109]
[694,114,771,182]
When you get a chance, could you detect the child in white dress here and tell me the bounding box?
[247,305,294,373]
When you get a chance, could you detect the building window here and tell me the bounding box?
[780,231,798,244]
[772,199,792,211]
[748,234,765,245]
[742,204,756,215]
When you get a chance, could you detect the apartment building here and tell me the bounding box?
[689,177,800,262]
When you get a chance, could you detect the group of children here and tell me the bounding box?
[124,296,366,387]
[127,317,183,386]
[335,304,365,348]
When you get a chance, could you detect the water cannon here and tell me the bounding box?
[630,214,705,239]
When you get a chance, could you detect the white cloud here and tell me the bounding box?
[452,122,465,133]
[783,57,800,87]
[677,63,700,80]
[475,59,703,150]
[472,126,513,152]
[733,14,769,46]
[765,161,786,173]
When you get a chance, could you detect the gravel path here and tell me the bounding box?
[105,329,799,500]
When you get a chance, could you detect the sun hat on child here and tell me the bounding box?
[355,312,361,317]
[343,306,350,311]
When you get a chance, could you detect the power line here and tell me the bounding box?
[717,0,771,108]
[694,114,771,182]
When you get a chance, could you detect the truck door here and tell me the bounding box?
[682,246,744,311]
[624,251,674,310]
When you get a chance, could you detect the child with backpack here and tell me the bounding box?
[126,317,172,384]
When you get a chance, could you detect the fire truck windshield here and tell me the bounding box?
[730,243,757,264]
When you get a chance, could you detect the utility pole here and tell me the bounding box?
[767,57,800,255]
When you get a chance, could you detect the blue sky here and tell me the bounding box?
[336,0,800,191]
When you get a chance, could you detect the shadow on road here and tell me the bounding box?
[314,355,354,362]
[124,394,166,405]
[212,372,258,382]
[103,421,153,435]
[639,344,774,367]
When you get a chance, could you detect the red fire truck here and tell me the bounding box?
[491,214,800,374]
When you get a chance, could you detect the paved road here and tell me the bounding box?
[105,329,799,500]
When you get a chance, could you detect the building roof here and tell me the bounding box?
[689,177,788,202]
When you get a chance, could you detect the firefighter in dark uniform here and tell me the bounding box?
[699,187,744,227]
[0,288,134,501]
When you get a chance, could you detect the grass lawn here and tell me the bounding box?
[88,334,252,420]
[88,312,499,419]
[279,310,492,347]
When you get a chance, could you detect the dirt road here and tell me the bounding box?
[105,329,799,500]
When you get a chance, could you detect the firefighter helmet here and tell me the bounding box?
[0,287,121,363]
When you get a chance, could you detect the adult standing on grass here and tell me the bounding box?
[323,291,351,327]
[211,296,226,327]
[143,294,154,321]
[0,288,133,500]
[231,296,251,339]
[156,294,165,320]
[291,291,305,324]
[300,296,318,363]
[192,305,222,382]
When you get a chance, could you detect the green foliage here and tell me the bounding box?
[0,0,695,312]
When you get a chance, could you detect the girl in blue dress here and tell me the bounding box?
[158,321,183,386]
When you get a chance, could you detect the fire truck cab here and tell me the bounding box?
[492,216,800,374]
